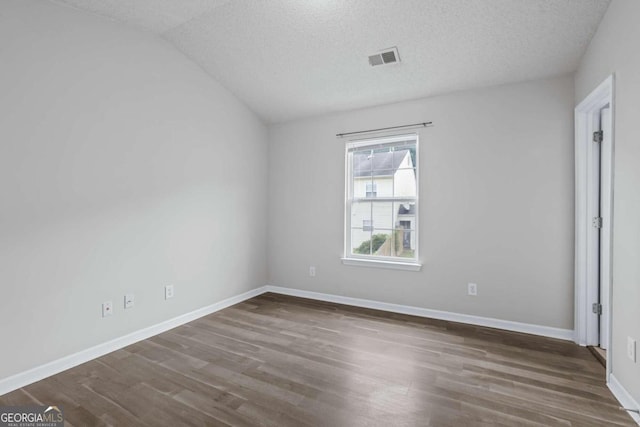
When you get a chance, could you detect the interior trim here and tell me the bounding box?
[0,284,577,398]
[341,257,422,271]
[609,374,640,425]
[266,285,574,340]
[0,286,268,396]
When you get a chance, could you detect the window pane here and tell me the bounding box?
[393,146,415,169]
[351,228,373,255]
[371,152,395,173]
[353,176,374,198]
[352,151,394,199]
[393,168,416,197]
[352,229,391,256]
[352,151,373,177]
[372,232,392,256]
[370,171,394,197]
[395,229,415,258]
[396,202,416,220]
[346,134,418,262]
[371,202,393,230]
[364,228,415,258]
[351,201,371,224]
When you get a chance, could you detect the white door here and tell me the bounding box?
[599,106,612,350]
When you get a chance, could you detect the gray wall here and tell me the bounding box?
[575,0,640,403]
[268,75,575,330]
[0,1,268,380]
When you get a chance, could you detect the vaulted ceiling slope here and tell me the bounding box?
[52,0,610,123]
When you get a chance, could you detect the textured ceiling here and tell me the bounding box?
[53,0,610,123]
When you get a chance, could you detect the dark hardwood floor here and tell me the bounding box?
[1,293,634,426]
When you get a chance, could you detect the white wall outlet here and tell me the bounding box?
[165,285,174,300]
[124,294,135,309]
[468,283,478,296]
[309,266,316,277]
[628,337,637,363]
[102,301,113,317]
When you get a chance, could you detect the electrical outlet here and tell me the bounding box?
[468,283,478,296]
[628,337,637,363]
[165,285,174,300]
[309,266,316,277]
[102,301,113,317]
[124,294,135,309]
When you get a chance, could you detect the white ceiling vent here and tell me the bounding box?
[368,47,400,67]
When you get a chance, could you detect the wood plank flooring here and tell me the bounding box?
[1,293,635,426]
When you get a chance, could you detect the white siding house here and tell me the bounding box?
[351,149,416,256]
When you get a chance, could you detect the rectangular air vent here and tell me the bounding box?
[368,47,400,67]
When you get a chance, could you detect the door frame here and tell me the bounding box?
[574,75,614,378]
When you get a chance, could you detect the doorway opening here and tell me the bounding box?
[574,75,614,377]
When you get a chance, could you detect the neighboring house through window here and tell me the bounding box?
[344,134,419,267]
[365,182,377,197]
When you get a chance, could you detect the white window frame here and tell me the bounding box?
[342,133,422,271]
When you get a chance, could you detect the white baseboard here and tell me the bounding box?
[0,283,577,397]
[265,285,574,341]
[609,374,640,425]
[4,282,633,424]
[0,286,268,396]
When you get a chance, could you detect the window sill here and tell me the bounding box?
[341,257,422,271]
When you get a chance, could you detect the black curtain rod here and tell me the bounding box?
[336,121,432,138]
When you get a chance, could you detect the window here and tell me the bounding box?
[365,182,377,197]
[343,134,420,269]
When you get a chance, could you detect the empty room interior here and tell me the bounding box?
[1,0,640,425]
